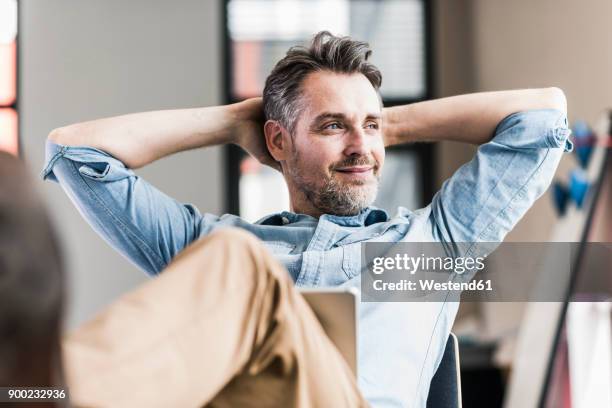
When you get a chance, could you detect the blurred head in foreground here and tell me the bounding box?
[0,151,64,388]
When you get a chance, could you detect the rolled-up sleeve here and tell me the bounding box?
[429,108,572,256]
[42,140,206,276]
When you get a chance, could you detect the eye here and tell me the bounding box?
[365,122,379,130]
[324,122,342,130]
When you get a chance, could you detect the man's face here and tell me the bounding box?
[283,71,385,216]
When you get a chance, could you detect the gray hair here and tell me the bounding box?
[263,31,382,135]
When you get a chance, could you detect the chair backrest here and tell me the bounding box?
[426,333,462,408]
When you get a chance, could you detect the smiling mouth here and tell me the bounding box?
[335,166,374,173]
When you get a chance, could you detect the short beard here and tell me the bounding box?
[288,155,380,216]
[315,175,379,216]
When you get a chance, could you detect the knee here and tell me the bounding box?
[201,228,288,282]
[179,227,269,270]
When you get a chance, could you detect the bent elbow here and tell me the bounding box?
[48,125,84,146]
[47,127,69,145]
[545,87,567,115]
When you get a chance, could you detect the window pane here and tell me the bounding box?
[229,0,349,41]
[0,0,17,105]
[0,108,18,155]
[239,156,290,222]
[0,0,17,44]
[0,41,17,106]
[350,0,425,99]
[227,0,426,100]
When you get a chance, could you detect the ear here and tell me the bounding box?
[264,120,291,162]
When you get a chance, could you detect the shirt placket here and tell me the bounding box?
[296,219,337,286]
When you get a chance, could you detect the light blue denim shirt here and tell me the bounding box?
[43,109,572,408]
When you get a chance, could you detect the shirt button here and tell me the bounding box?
[281,216,290,225]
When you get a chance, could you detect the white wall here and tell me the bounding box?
[471,0,612,242]
[473,0,612,122]
[21,0,223,329]
[436,0,612,241]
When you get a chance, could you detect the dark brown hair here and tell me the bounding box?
[0,152,64,388]
[263,30,382,134]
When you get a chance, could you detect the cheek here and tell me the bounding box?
[297,143,336,174]
[372,142,385,168]
[377,152,385,169]
[291,148,329,179]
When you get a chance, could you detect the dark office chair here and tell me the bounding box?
[426,333,462,408]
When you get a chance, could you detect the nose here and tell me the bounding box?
[343,127,368,157]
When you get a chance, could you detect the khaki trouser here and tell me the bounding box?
[63,228,368,408]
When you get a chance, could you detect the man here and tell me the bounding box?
[44,31,571,407]
[0,152,65,407]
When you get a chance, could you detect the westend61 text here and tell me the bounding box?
[372,279,493,292]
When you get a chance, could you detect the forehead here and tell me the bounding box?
[299,71,381,120]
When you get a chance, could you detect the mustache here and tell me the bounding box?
[331,155,379,171]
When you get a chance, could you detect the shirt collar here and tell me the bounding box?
[257,206,388,227]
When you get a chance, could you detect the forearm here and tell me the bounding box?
[47,101,251,169]
[383,88,567,146]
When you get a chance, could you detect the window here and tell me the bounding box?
[224,0,433,220]
[227,0,427,102]
[0,0,18,156]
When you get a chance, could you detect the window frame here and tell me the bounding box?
[0,0,20,156]
[221,0,435,215]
